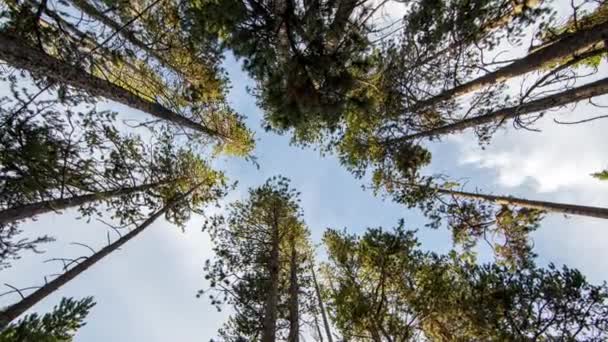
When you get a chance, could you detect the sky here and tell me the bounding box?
[2,1,608,341]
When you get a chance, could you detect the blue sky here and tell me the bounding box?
[2,1,608,340]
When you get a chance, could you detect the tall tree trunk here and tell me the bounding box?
[311,264,333,342]
[312,309,324,342]
[287,231,300,342]
[0,32,221,137]
[68,0,167,64]
[432,186,608,219]
[0,180,169,225]
[262,214,281,342]
[68,0,188,81]
[398,76,608,141]
[0,183,201,328]
[415,21,608,109]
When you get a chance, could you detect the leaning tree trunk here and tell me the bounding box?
[0,183,201,328]
[261,216,281,342]
[287,232,300,342]
[311,264,333,342]
[398,76,608,141]
[433,186,608,219]
[0,180,170,225]
[68,0,168,65]
[68,0,194,83]
[0,32,221,137]
[415,21,608,109]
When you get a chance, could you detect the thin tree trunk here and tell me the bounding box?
[0,183,201,328]
[68,0,167,65]
[311,264,333,342]
[261,214,281,342]
[398,76,608,141]
[415,21,608,109]
[0,180,169,225]
[68,0,189,81]
[312,309,324,342]
[0,32,221,137]
[433,186,608,219]
[287,231,300,342]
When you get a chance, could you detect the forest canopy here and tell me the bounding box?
[0,0,607,340]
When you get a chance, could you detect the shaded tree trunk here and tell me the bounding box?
[415,21,608,109]
[287,231,300,342]
[311,264,333,342]
[0,180,169,225]
[261,213,281,342]
[433,186,608,219]
[0,183,201,328]
[399,76,608,141]
[0,32,221,137]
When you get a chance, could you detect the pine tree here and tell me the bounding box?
[0,297,95,341]
[323,225,608,341]
[201,177,314,341]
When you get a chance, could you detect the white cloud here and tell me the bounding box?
[454,98,608,197]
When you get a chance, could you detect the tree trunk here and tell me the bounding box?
[0,180,168,225]
[0,32,221,137]
[415,21,608,109]
[261,214,280,342]
[311,264,333,342]
[0,184,201,328]
[399,76,608,141]
[68,0,167,64]
[434,187,608,219]
[287,231,300,342]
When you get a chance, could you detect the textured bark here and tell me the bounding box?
[0,32,220,136]
[0,181,168,225]
[435,187,608,219]
[399,76,608,141]
[311,264,333,342]
[0,184,201,327]
[261,213,281,342]
[287,232,300,342]
[415,21,608,109]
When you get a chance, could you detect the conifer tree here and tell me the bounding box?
[0,297,95,341]
[201,177,314,341]
[323,225,608,341]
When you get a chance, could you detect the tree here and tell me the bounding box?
[0,1,254,155]
[201,177,314,341]
[0,156,227,326]
[323,225,608,341]
[0,297,95,341]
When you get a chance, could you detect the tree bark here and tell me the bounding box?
[398,76,608,141]
[287,231,300,342]
[0,180,168,225]
[0,183,201,328]
[0,32,220,137]
[261,213,281,342]
[311,264,333,342]
[434,187,608,219]
[415,21,608,109]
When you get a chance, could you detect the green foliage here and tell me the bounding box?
[0,297,95,341]
[200,177,313,341]
[323,226,608,341]
[592,169,608,181]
